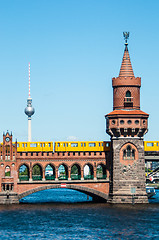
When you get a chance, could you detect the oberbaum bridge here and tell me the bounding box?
[0,32,158,204]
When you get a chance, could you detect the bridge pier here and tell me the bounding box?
[0,192,19,204]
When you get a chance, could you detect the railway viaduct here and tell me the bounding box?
[0,34,150,204]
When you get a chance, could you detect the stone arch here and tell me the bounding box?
[58,163,68,180]
[19,163,30,181]
[18,184,108,202]
[32,163,43,181]
[71,163,81,180]
[45,163,55,180]
[96,163,106,179]
[83,163,94,180]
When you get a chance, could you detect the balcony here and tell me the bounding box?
[124,97,133,107]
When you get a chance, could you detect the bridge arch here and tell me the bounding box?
[18,184,108,202]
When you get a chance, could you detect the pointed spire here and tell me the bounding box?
[28,63,31,98]
[119,32,134,77]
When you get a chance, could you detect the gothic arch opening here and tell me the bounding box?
[5,166,11,177]
[84,163,94,180]
[32,164,43,181]
[58,164,68,180]
[96,164,106,179]
[19,164,29,181]
[45,164,55,180]
[71,164,81,180]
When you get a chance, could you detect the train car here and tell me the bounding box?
[144,141,159,152]
[16,142,53,152]
[54,141,111,152]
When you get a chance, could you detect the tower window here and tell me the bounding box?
[124,91,133,107]
[123,145,135,160]
[126,90,131,97]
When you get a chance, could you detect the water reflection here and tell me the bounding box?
[0,189,158,239]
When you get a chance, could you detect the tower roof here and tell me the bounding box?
[119,43,134,77]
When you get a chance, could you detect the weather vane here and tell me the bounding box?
[123,32,129,44]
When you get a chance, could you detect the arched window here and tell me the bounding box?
[124,91,133,106]
[32,164,42,181]
[126,90,131,97]
[58,164,68,180]
[84,164,94,180]
[19,164,29,181]
[45,164,55,180]
[96,164,106,179]
[5,166,11,177]
[71,164,81,180]
[123,145,135,160]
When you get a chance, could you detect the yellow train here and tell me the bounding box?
[15,141,111,152]
[54,141,111,152]
[7,141,159,153]
[144,141,159,152]
[17,142,53,152]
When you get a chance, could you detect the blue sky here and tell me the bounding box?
[0,0,158,142]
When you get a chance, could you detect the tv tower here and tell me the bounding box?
[24,63,35,142]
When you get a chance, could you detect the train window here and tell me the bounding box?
[99,143,100,146]
[81,143,83,147]
[84,143,86,147]
[25,144,27,147]
[48,143,51,147]
[71,143,78,147]
[66,143,68,147]
[147,143,153,147]
[17,144,19,147]
[43,143,45,147]
[57,143,60,147]
[22,144,24,147]
[30,143,37,147]
[157,143,159,146]
[40,143,42,147]
[63,143,65,147]
[102,143,103,146]
[89,143,95,147]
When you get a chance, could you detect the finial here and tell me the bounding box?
[123,32,129,44]
[29,63,31,98]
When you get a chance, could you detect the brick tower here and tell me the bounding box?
[106,32,149,203]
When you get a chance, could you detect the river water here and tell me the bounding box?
[0,189,158,239]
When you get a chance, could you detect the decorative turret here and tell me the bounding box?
[106,32,149,138]
[24,63,35,142]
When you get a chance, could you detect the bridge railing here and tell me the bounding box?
[71,174,81,180]
[97,174,107,179]
[84,175,94,180]
[32,175,42,181]
[45,175,55,180]
[19,175,29,181]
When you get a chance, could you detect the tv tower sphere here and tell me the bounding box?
[25,98,35,117]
